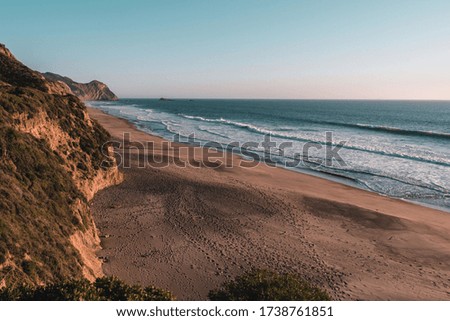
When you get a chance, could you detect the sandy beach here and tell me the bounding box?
[88,107,450,300]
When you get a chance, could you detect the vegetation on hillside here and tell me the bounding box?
[0,44,117,287]
[0,127,86,285]
[0,277,174,301]
[209,269,331,301]
[0,269,329,301]
[0,87,113,287]
[0,86,113,172]
[0,44,48,91]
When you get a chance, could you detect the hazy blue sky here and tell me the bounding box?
[1,0,450,99]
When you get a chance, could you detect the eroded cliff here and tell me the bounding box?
[0,44,122,286]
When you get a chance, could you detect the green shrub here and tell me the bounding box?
[0,277,174,301]
[94,277,174,301]
[208,269,331,301]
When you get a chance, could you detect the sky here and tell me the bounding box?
[1,0,450,99]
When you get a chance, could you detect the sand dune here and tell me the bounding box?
[88,107,450,300]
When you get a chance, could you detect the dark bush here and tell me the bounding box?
[208,269,331,301]
[21,261,38,277]
[0,276,174,301]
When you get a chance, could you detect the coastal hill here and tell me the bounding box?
[0,45,70,96]
[42,72,118,101]
[0,43,122,287]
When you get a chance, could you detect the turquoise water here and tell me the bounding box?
[90,99,450,211]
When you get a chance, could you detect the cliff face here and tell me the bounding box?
[0,44,122,286]
[43,72,118,101]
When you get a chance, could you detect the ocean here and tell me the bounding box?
[89,99,450,211]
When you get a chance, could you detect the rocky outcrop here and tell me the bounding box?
[0,44,122,286]
[43,72,118,101]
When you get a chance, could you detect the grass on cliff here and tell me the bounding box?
[0,126,86,285]
[0,85,116,286]
[0,86,114,173]
[0,49,48,92]
[0,46,117,289]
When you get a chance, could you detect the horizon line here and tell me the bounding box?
[114,97,450,102]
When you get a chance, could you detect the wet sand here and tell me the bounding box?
[88,107,450,300]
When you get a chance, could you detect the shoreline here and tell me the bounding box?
[90,104,450,214]
[90,107,450,220]
[88,107,450,300]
